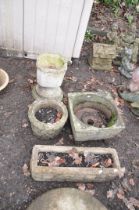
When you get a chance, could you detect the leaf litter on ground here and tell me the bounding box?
[107,177,138,210]
[76,183,95,196]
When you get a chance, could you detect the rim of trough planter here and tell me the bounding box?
[68,91,125,129]
[28,100,68,130]
[0,69,9,91]
[30,145,125,182]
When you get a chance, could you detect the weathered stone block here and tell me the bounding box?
[93,43,116,59]
[68,92,125,141]
[92,57,112,71]
[89,43,116,71]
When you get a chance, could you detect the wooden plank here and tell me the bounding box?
[24,0,39,57]
[24,0,85,59]
[63,0,84,58]
[73,0,94,58]
[0,0,23,52]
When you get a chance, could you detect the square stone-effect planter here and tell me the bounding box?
[30,145,125,182]
[68,91,125,142]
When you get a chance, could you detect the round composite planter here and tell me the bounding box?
[0,69,9,91]
[28,100,68,140]
[36,53,67,88]
[27,188,108,210]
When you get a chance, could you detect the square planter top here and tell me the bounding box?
[68,91,125,141]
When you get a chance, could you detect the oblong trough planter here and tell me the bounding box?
[30,145,125,182]
[68,91,125,141]
[28,100,68,140]
[37,53,68,88]
[0,69,9,91]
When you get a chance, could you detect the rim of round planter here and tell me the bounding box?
[72,96,120,129]
[28,100,68,129]
[0,69,9,91]
[37,53,67,72]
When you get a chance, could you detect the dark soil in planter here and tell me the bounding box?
[35,108,62,123]
[75,107,108,127]
[74,103,116,128]
[38,150,113,168]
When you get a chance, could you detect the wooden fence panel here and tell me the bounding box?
[0,0,23,53]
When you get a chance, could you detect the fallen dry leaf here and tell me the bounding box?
[55,138,64,146]
[129,178,135,186]
[114,97,125,107]
[91,162,100,168]
[48,156,65,167]
[123,198,135,210]
[107,190,115,199]
[55,112,62,122]
[27,78,34,84]
[122,178,132,192]
[86,183,94,190]
[74,156,82,165]
[22,123,29,128]
[76,183,86,191]
[103,158,112,168]
[117,192,125,200]
[68,148,82,165]
[64,76,77,82]
[22,163,30,177]
[117,188,125,200]
[129,197,139,208]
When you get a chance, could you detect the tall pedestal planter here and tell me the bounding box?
[33,54,68,101]
[30,145,125,182]
[37,54,67,87]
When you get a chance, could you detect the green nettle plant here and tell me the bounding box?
[100,0,138,7]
